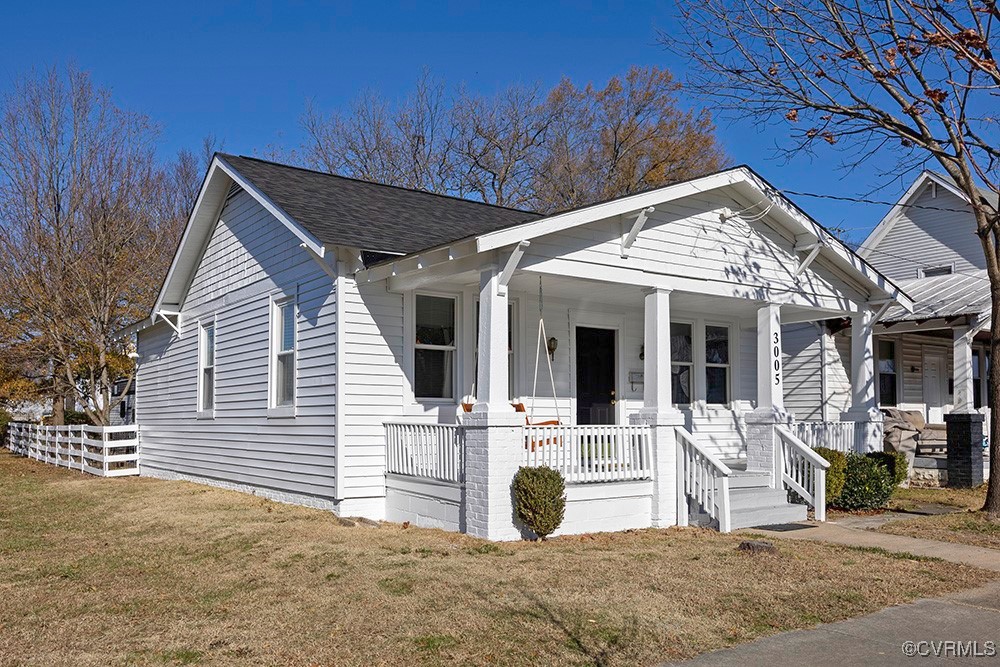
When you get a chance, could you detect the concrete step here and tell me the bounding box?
[728,471,772,489]
[729,487,792,511]
[730,502,808,530]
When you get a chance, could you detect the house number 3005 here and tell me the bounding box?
[773,332,781,386]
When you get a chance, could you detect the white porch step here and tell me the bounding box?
[728,470,771,489]
[727,481,808,530]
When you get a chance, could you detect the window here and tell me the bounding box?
[974,350,982,409]
[920,265,953,278]
[878,339,897,406]
[272,299,296,408]
[671,322,693,404]
[705,325,730,404]
[199,322,216,412]
[415,295,456,399]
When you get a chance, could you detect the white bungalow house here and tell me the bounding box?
[125,155,911,539]
[782,171,997,486]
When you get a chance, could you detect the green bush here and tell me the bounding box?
[0,409,11,444]
[866,451,908,487]
[834,454,897,510]
[512,467,566,540]
[813,447,847,504]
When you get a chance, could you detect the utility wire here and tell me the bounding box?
[779,188,980,214]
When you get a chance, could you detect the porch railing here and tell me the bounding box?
[6,422,139,477]
[791,420,873,454]
[522,424,652,484]
[776,425,829,522]
[675,426,732,533]
[384,422,464,483]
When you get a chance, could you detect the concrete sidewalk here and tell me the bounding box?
[668,582,1000,665]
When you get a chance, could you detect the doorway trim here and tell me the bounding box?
[568,309,627,425]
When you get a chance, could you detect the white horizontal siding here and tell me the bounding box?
[782,323,824,421]
[136,189,338,502]
[866,185,982,281]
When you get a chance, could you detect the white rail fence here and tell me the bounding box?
[791,420,876,454]
[675,426,732,533]
[776,425,830,522]
[6,422,140,477]
[522,424,653,484]
[384,422,464,483]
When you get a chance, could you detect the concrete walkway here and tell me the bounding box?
[745,520,1000,572]
[668,520,1000,665]
[669,581,1000,665]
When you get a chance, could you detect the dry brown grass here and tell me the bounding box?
[0,451,993,667]
[880,485,1000,550]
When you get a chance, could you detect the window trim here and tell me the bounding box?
[197,319,216,419]
[704,322,732,405]
[670,319,695,407]
[413,291,459,403]
[268,294,297,418]
[876,337,899,407]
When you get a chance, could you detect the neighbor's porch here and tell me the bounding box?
[377,268,883,536]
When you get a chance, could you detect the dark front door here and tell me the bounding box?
[576,326,616,424]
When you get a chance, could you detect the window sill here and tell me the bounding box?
[267,406,296,419]
[196,410,215,420]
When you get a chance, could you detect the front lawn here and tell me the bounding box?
[0,451,993,666]
[879,484,1000,550]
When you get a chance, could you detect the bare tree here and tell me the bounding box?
[670,1,999,513]
[0,67,190,424]
[301,67,727,212]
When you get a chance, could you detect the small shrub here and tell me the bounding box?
[813,447,847,504]
[835,454,896,510]
[512,466,565,540]
[866,451,908,487]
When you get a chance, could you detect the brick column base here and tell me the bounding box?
[945,412,985,488]
[745,408,792,487]
[631,409,684,527]
[462,411,525,541]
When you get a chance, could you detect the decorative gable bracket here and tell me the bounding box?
[621,207,655,259]
[153,309,182,334]
[793,239,826,277]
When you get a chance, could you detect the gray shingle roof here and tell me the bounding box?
[219,154,542,255]
[881,269,989,323]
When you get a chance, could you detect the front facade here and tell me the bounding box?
[128,155,909,538]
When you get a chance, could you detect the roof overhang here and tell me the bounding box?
[358,166,911,312]
[150,154,327,317]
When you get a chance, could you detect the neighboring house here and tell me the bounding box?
[124,154,909,539]
[110,378,136,426]
[782,171,997,485]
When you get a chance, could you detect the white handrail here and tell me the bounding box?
[775,425,829,522]
[675,426,732,533]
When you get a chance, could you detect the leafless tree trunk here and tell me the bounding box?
[670,0,999,513]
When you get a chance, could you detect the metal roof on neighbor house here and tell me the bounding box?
[881,269,989,323]
[219,154,542,255]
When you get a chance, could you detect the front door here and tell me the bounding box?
[576,326,616,424]
[924,355,946,422]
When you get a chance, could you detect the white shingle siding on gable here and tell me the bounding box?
[136,190,340,502]
[864,185,982,281]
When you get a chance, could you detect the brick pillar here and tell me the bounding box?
[632,411,683,527]
[945,413,985,488]
[462,264,523,541]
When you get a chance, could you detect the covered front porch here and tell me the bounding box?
[356,167,909,539]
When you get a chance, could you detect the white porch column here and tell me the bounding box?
[464,265,522,541]
[631,287,683,527]
[745,303,789,486]
[953,325,975,414]
[841,308,883,452]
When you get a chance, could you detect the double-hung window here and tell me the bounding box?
[272,298,296,408]
[414,294,456,400]
[705,325,730,404]
[199,322,215,413]
[878,339,898,406]
[671,322,693,405]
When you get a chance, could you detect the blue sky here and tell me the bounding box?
[0,1,921,245]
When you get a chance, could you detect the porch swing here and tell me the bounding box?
[463,278,563,448]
